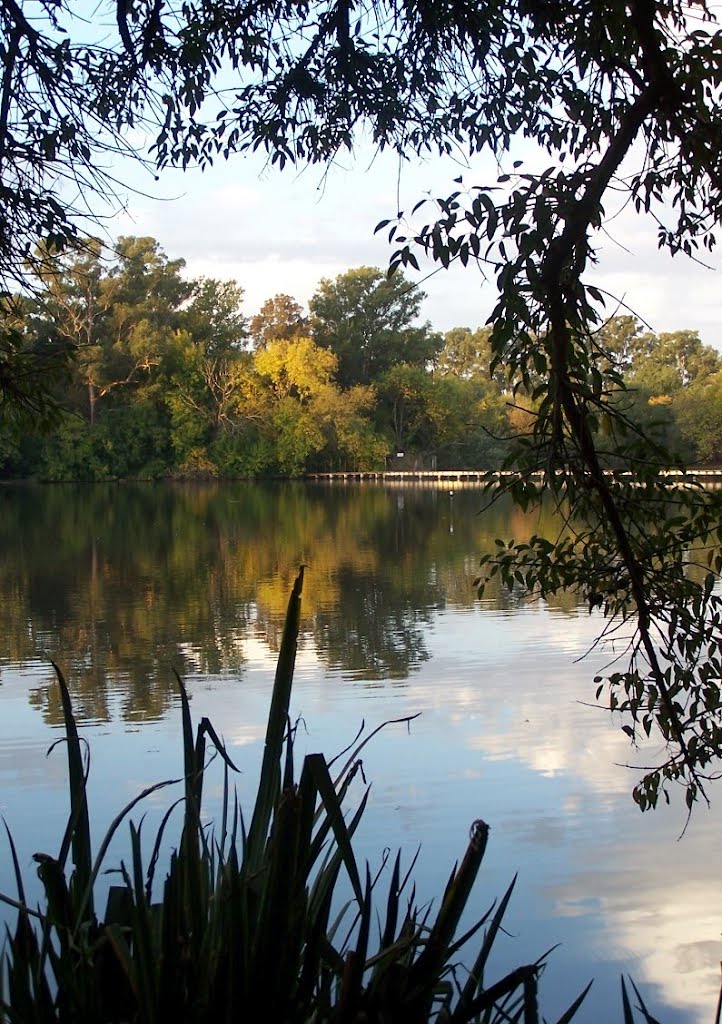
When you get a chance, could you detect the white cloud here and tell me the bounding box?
[111,139,722,341]
[590,202,722,340]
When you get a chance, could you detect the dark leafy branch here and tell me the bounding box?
[381,0,722,809]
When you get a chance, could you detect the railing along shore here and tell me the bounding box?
[304,468,722,488]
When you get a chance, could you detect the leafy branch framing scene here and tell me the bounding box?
[1,0,722,1019]
[3,0,721,808]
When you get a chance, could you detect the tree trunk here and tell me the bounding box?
[88,380,96,426]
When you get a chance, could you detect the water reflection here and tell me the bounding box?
[0,482,568,724]
[0,482,719,1023]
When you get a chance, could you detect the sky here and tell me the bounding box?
[114,138,722,345]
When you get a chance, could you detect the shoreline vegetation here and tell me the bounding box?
[0,568,629,1024]
[3,247,722,485]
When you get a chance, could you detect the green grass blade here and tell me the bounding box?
[463,964,537,1019]
[51,661,93,918]
[192,724,207,822]
[524,969,539,1024]
[146,797,185,902]
[305,752,364,904]
[249,786,305,1015]
[628,977,663,1024]
[444,911,490,962]
[157,853,184,1018]
[336,868,372,1024]
[621,975,635,1024]
[296,880,335,1011]
[296,753,321,876]
[71,778,179,933]
[380,851,402,951]
[307,759,364,869]
[173,672,208,948]
[0,894,44,923]
[198,717,239,774]
[329,713,421,784]
[308,789,369,937]
[553,979,594,1024]
[2,823,26,907]
[246,566,304,871]
[127,822,159,1024]
[219,755,231,865]
[453,872,517,1020]
[410,819,490,996]
[105,923,139,1006]
[283,715,295,790]
[174,671,198,835]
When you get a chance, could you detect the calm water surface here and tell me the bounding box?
[0,481,720,1021]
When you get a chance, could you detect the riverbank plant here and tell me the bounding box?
[0,568,665,1023]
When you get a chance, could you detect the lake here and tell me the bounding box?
[0,480,719,1021]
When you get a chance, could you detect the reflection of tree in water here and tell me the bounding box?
[2,484,259,725]
[304,490,454,681]
[312,564,436,681]
[0,481,591,725]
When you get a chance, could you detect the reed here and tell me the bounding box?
[0,568,656,1022]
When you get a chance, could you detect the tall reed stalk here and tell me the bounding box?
[0,569,660,1022]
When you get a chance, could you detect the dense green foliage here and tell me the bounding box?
[2,242,720,482]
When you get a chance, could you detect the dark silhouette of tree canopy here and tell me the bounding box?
[9,1,719,295]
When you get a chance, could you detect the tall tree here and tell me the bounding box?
[377,364,435,453]
[435,327,494,381]
[674,372,722,464]
[310,383,388,471]
[309,267,441,388]
[248,337,341,475]
[29,240,115,425]
[167,278,249,460]
[0,293,73,429]
[249,294,307,349]
[32,237,190,425]
[182,278,247,358]
[595,316,653,374]
[254,336,338,402]
[628,330,721,396]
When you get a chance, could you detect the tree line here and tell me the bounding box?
[1,236,719,481]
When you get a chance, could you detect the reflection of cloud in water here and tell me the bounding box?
[550,871,722,1019]
[226,723,265,748]
[468,707,633,797]
[242,632,323,674]
[405,604,722,1024]
[517,814,567,848]
[427,605,653,797]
